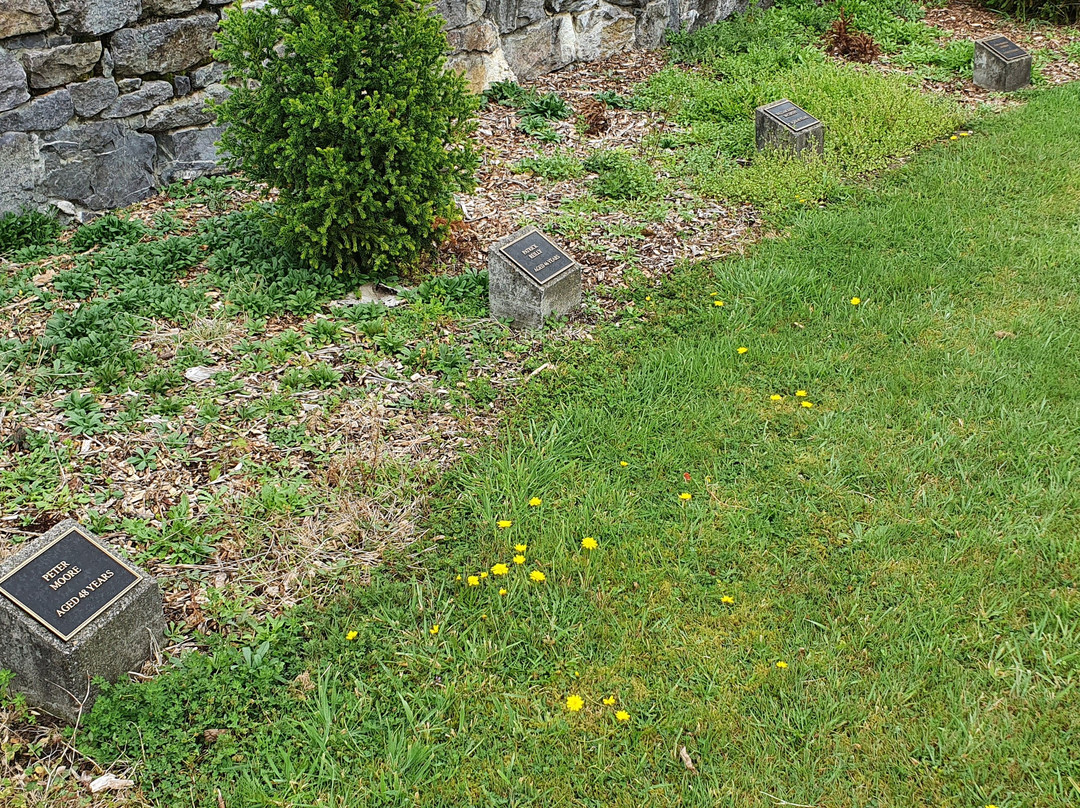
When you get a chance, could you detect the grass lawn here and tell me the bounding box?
[77,82,1080,807]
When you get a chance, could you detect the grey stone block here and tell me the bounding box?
[147,0,203,11]
[116,77,141,93]
[435,0,485,30]
[102,79,173,118]
[0,0,55,39]
[0,87,72,132]
[502,17,575,79]
[0,131,45,215]
[69,76,119,117]
[42,120,156,209]
[488,226,581,330]
[191,61,225,89]
[54,0,141,36]
[489,0,547,33]
[173,74,192,97]
[143,83,228,132]
[17,42,102,90]
[0,520,164,723]
[973,35,1031,92]
[0,49,31,113]
[755,98,823,155]
[635,0,670,48]
[110,14,220,77]
[155,125,227,183]
[446,20,500,53]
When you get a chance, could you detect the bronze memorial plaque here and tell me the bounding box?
[984,35,1027,62]
[0,526,142,641]
[765,100,819,133]
[499,230,574,285]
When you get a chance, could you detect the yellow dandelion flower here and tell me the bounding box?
[776,661,788,669]
[430,625,439,635]
[497,520,512,528]
[492,563,509,576]
[530,570,546,582]
[481,613,487,620]
[480,571,488,578]
[467,576,480,587]
[713,300,725,307]
[770,394,783,401]
[795,390,807,397]
[602,695,616,705]
[581,536,598,550]
[499,588,508,595]
[801,401,814,409]
[620,461,628,467]
[566,694,583,712]
[346,630,358,641]
[850,297,861,305]
[529,497,542,507]
[645,296,651,301]
[679,492,692,501]
[950,135,958,140]
[721,595,735,605]
[455,575,462,581]
[513,554,525,565]
[615,710,630,722]
[960,131,971,136]
[515,544,528,553]
[737,346,748,355]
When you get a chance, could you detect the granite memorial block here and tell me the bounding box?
[0,520,165,722]
[755,99,824,155]
[488,227,581,330]
[973,35,1031,92]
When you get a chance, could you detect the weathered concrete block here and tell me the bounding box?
[0,0,55,39]
[489,226,581,329]
[0,87,73,132]
[755,98,823,155]
[0,132,45,215]
[42,120,156,209]
[102,79,172,118]
[973,35,1031,92]
[0,49,32,113]
[17,42,102,90]
[0,521,164,723]
[110,14,219,77]
[69,76,119,117]
[142,83,227,132]
[156,125,227,183]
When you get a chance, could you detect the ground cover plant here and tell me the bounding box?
[67,79,1080,807]
[633,1,967,209]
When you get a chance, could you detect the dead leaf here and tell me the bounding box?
[993,330,1016,339]
[678,745,697,772]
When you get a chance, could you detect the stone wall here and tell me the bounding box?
[0,0,748,220]
[1,0,232,219]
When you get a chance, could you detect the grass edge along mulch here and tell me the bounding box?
[72,83,1080,806]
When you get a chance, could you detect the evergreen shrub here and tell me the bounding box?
[213,0,479,277]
